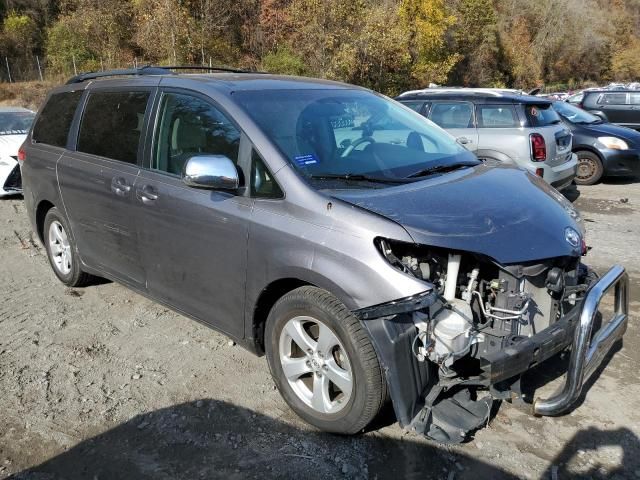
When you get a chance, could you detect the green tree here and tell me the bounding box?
[262,46,307,75]
[399,0,461,86]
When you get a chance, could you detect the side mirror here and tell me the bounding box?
[182,155,240,191]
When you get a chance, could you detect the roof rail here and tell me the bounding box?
[66,64,265,84]
[160,65,266,74]
[66,66,171,84]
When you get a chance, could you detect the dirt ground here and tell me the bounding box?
[0,179,638,480]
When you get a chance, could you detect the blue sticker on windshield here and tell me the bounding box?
[294,154,319,166]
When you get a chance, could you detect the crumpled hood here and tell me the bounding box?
[329,165,583,264]
[0,134,26,158]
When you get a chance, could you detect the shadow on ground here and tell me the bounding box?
[8,398,640,480]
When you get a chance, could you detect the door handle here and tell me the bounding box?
[457,137,472,145]
[136,185,158,205]
[110,177,131,197]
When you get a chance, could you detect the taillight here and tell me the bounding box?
[17,147,26,163]
[530,133,546,161]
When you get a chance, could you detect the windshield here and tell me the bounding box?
[234,89,478,186]
[0,111,35,135]
[553,101,600,124]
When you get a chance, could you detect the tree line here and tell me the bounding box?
[1,0,639,95]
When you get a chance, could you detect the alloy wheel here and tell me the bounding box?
[278,315,353,414]
[48,220,72,275]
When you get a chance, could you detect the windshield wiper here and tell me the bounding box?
[407,162,476,179]
[308,173,409,184]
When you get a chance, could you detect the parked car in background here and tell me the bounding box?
[396,89,577,190]
[20,67,628,444]
[578,90,640,130]
[553,100,640,184]
[0,106,35,196]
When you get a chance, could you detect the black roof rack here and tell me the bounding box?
[66,65,265,85]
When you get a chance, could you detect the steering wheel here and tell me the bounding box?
[340,136,376,158]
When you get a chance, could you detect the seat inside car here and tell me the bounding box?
[168,116,207,175]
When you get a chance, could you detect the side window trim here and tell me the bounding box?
[74,87,155,167]
[250,145,285,200]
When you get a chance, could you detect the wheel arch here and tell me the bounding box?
[35,199,56,243]
[573,145,605,164]
[251,277,312,354]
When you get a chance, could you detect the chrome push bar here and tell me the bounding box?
[534,265,628,416]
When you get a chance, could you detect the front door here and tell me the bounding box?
[58,89,153,287]
[135,91,252,337]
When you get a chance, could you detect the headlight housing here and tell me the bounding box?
[597,136,628,150]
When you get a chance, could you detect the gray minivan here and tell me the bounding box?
[396,89,578,191]
[19,68,627,443]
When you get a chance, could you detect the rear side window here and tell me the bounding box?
[477,105,518,128]
[32,91,83,147]
[77,91,150,164]
[524,104,561,127]
[429,102,473,128]
[599,93,627,105]
[629,93,640,105]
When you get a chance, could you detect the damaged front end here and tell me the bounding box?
[355,239,628,443]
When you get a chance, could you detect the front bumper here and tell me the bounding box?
[0,159,22,196]
[480,265,628,415]
[600,148,640,177]
[358,265,628,428]
[533,264,628,415]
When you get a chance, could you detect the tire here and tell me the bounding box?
[43,207,93,287]
[575,151,604,185]
[265,286,386,434]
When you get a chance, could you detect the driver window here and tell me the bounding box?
[153,93,240,175]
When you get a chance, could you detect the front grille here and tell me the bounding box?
[4,164,22,191]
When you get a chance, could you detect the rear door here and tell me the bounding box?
[134,89,252,337]
[427,101,478,151]
[627,92,640,128]
[597,92,630,125]
[523,103,572,166]
[57,86,155,288]
[475,104,525,162]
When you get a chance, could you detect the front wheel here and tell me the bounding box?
[575,151,604,185]
[265,286,386,434]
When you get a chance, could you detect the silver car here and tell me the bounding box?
[21,68,627,443]
[396,88,578,191]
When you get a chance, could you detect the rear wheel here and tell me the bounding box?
[265,286,386,434]
[43,207,92,287]
[575,151,604,185]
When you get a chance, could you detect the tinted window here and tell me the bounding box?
[77,91,150,163]
[153,93,241,175]
[32,91,83,147]
[477,105,518,128]
[400,101,426,114]
[524,104,561,127]
[599,93,627,105]
[429,102,473,128]
[251,149,283,198]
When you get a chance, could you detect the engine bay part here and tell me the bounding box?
[370,238,598,442]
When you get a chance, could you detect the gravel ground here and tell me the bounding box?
[0,179,639,480]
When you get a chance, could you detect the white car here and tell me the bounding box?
[0,107,35,197]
